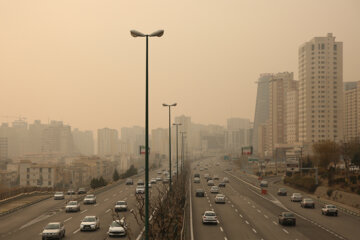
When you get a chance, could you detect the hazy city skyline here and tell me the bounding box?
[1,0,360,132]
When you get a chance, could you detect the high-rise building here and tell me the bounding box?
[98,128,119,156]
[344,81,360,140]
[0,137,8,162]
[298,33,343,144]
[253,74,272,154]
[121,126,145,155]
[286,83,299,144]
[225,118,251,152]
[266,72,297,154]
[151,128,168,157]
[42,121,73,155]
[72,128,94,155]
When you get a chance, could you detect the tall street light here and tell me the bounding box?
[173,123,182,180]
[163,103,177,190]
[180,131,186,171]
[130,29,164,240]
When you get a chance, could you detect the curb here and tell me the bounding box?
[0,195,52,217]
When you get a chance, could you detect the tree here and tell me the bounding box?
[312,140,340,169]
[113,169,120,182]
[340,138,360,183]
[120,165,138,179]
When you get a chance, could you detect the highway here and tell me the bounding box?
[0,170,162,240]
[190,157,360,240]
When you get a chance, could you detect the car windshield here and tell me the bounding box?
[304,198,313,202]
[205,212,216,216]
[110,221,122,227]
[284,213,295,217]
[86,195,94,198]
[327,205,336,208]
[279,188,286,192]
[68,201,77,205]
[45,223,60,229]
[196,189,204,192]
[55,192,63,195]
[117,201,126,205]
[293,193,301,196]
[83,217,96,222]
[217,194,224,197]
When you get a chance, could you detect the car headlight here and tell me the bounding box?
[91,224,96,228]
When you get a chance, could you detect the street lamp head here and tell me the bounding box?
[130,30,146,37]
[173,123,182,126]
[150,30,164,37]
[162,103,168,107]
[171,103,177,107]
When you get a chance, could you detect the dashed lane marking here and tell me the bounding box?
[282,229,289,234]
[104,198,109,202]
[80,209,88,214]
[105,209,111,213]
[245,220,249,225]
[273,221,278,225]
[64,217,72,222]
[239,214,243,218]
[220,227,223,232]
[264,215,269,219]
[252,228,257,233]
[73,228,80,234]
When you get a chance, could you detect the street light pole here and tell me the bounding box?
[163,103,177,191]
[180,131,186,171]
[130,29,164,240]
[173,123,182,180]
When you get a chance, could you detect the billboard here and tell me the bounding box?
[241,146,253,155]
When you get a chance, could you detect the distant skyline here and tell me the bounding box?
[1,0,360,132]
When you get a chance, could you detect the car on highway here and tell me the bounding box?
[83,194,96,204]
[194,173,200,178]
[200,167,204,171]
[156,177,162,182]
[41,222,65,240]
[290,193,303,202]
[260,180,268,187]
[223,177,229,183]
[321,204,338,216]
[278,212,296,226]
[213,175,220,180]
[216,162,220,166]
[193,177,200,183]
[65,201,80,212]
[78,188,86,194]
[136,186,145,194]
[226,168,232,171]
[126,178,133,185]
[207,180,215,186]
[301,198,315,208]
[204,173,209,179]
[67,190,75,195]
[80,216,100,231]
[150,178,157,184]
[53,192,65,200]
[114,201,128,212]
[210,186,219,193]
[215,194,225,204]
[218,182,226,187]
[108,219,127,237]
[137,179,144,186]
[277,188,287,196]
[163,178,170,183]
[195,189,205,197]
[202,211,218,224]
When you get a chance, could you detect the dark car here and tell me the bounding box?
[196,189,205,197]
[41,222,65,240]
[67,190,75,195]
[301,198,315,208]
[278,212,296,226]
[218,182,226,187]
[78,188,86,194]
[277,188,287,196]
[194,173,200,178]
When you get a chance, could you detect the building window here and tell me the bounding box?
[27,168,30,173]
[334,44,337,51]
[48,181,51,186]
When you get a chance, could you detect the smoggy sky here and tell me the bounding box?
[1,0,360,132]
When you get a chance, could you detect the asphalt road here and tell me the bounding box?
[0,170,164,240]
[190,157,360,240]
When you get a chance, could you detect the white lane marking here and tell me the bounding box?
[120,190,123,193]
[252,228,257,233]
[245,220,249,224]
[210,204,212,207]
[113,194,116,197]
[235,209,238,212]
[224,237,228,240]
[264,215,269,219]
[94,204,98,207]
[104,198,109,202]
[283,229,289,234]
[64,217,72,222]
[239,214,243,218]
[257,209,261,213]
[273,221,278,225]
[73,228,80,234]
[252,205,255,208]
[220,227,223,232]
[105,209,111,213]
[80,209,88,214]
[224,171,261,190]
[231,204,234,208]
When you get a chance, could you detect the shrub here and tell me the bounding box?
[334,177,345,184]
[350,175,357,184]
[357,188,360,195]
[284,175,317,193]
[327,189,334,197]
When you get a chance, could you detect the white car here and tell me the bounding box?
[148,183,152,188]
[136,186,145,194]
[194,177,200,183]
[83,194,96,204]
[80,216,100,231]
[42,222,65,240]
[322,204,338,216]
[65,201,80,212]
[156,177,162,182]
[223,177,229,183]
[290,193,303,202]
[207,180,215,186]
[215,194,225,204]
[108,219,127,237]
[210,186,219,193]
[150,179,157,184]
[115,201,128,212]
[202,211,218,224]
[53,192,65,200]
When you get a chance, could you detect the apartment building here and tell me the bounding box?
[19,160,60,187]
[344,81,360,140]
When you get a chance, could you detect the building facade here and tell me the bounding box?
[344,81,360,140]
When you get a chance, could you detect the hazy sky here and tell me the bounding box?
[1,0,360,132]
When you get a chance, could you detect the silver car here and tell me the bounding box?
[202,211,218,224]
[80,216,100,231]
[115,201,128,212]
[53,192,65,200]
[83,194,96,204]
[108,220,127,237]
[65,201,80,212]
[215,194,226,204]
[42,222,65,240]
[290,193,303,202]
